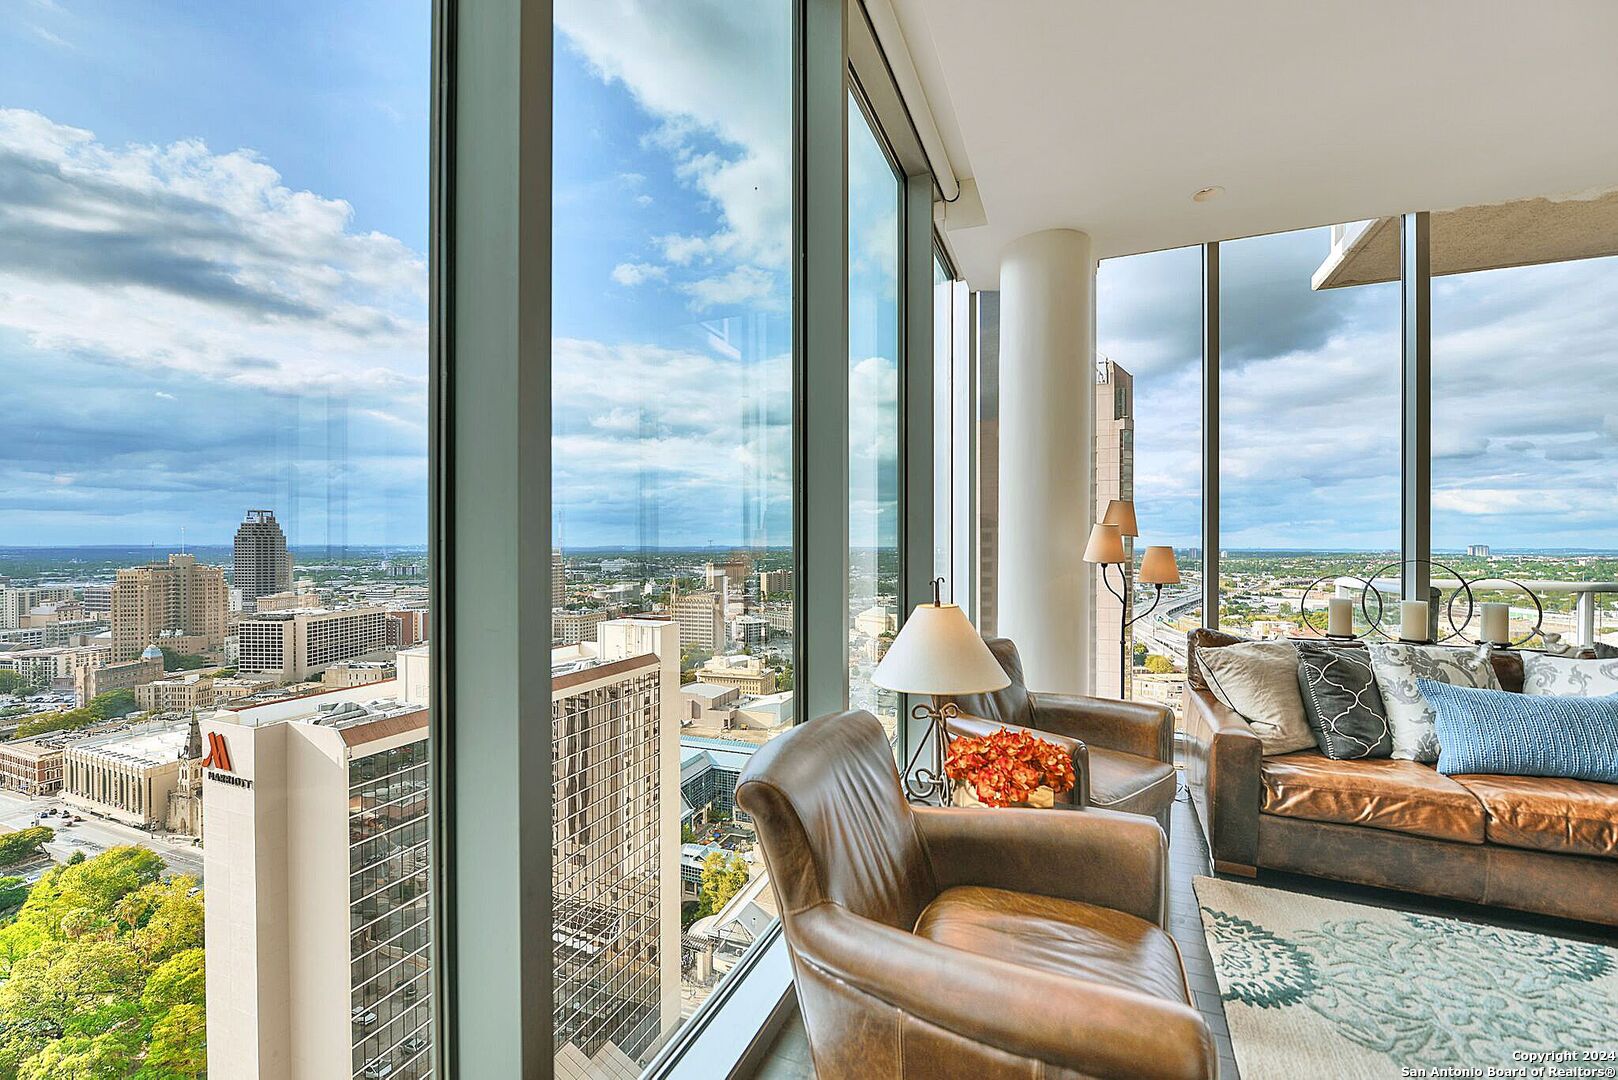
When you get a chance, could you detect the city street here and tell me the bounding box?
[0,787,204,883]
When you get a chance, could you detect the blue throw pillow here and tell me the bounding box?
[1416,677,1618,782]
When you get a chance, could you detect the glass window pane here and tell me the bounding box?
[0,6,433,1079]
[1220,227,1401,640]
[1095,247,1202,722]
[847,95,902,744]
[1433,242,1618,649]
[551,0,793,1064]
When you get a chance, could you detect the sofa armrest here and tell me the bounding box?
[948,713,1090,807]
[1182,686,1263,873]
[791,902,1215,1080]
[1030,692,1175,763]
[914,804,1166,926]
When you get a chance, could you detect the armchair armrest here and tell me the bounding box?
[1182,686,1262,874]
[947,712,1090,807]
[791,902,1216,1080]
[914,804,1167,926]
[1030,692,1174,763]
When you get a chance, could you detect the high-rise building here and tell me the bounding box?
[757,569,792,597]
[110,553,228,662]
[1093,357,1134,698]
[234,510,294,612]
[236,606,390,683]
[0,585,75,630]
[202,684,432,1080]
[1468,544,1492,558]
[669,591,724,653]
[551,617,681,1069]
[553,550,566,605]
[387,608,430,648]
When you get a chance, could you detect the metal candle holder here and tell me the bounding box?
[1296,560,1546,647]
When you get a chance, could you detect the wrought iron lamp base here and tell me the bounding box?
[901,700,959,805]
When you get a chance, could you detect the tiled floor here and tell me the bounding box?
[747,786,1241,1079]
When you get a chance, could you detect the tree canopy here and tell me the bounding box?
[0,829,52,869]
[0,847,206,1078]
[693,851,750,921]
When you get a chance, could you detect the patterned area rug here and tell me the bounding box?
[1193,877,1618,1080]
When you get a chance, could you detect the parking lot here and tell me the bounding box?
[0,786,204,882]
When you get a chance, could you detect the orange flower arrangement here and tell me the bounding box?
[943,727,1077,808]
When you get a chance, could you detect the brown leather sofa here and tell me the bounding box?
[939,636,1178,835]
[738,710,1216,1080]
[1183,629,1618,926]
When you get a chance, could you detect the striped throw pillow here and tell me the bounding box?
[1417,678,1618,783]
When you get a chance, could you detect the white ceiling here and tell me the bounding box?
[889,0,1618,287]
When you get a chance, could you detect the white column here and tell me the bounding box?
[998,229,1096,695]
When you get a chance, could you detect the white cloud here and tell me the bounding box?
[611,261,666,286]
[678,266,776,311]
[0,108,427,404]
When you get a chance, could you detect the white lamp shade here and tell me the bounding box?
[1082,523,1127,564]
[1101,499,1139,537]
[1139,546,1181,585]
[872,603,1010,695]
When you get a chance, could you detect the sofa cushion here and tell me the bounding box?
[1368,643,1500,763]
[1421,679,1618,784]
[1259,750,1486,843]
[914,885,1190,1004]
[1295,640,1393,759]
[1185,627,1247,691]
[1450,774,1618,861]
[1523,653,1618,697]
[1087,746,1177,817]
[1198,640,1316,755]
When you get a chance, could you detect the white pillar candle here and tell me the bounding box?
[1480,602,1510,645]
[1400,599,1430,643]
[1327,596,1353,637]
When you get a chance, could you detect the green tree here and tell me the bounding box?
[158,649,209,672]
[84,690,138,722]
[694,851,750,919]
[0,877,29,916]
[0,827,53,868]
[0,671,26,695]
[143,1004,205,1079]
[1143,654,1176,675]
[16,708,98,739]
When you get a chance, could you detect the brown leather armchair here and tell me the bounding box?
[939,636,1178,835]
[737,710,1215,1080]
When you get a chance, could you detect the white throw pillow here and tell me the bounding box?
[1367,643,1500,762]
[1523,653,1618,697]
[1197,641,1315,755]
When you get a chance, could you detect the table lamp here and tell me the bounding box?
[873,578,1010,804]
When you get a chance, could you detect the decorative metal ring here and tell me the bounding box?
[1362,559,1473,644]
[1297,574,1379,640]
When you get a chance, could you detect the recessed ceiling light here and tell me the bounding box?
[1192,186,1224,203]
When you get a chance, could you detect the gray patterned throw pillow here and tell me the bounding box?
[1367,643,1500,762]
[1523,653,1618,697]
[1294,642,1392,759]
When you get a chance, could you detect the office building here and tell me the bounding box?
[76,655,164,706]
[551,617,681,1068]
[237,607,389,683]
[81,584,112,614]
[202,685,431,1080]
[135,671,259,714]
[110,553,228,662]
[1092,357,1134,698]
[0,740,66,796]
[553,550,566,605]
[757,569,792,598]
[322,661,395,689]
[553,607,611,647]
[1468,544,1492,557]
[235,510,294,612]
[729,614,767,650]
[0,644,109,688]
[255,590,321,613]
[387,608,430,648]
[0,585,75,630]
[695,654,777,696]
[669,591,724,653]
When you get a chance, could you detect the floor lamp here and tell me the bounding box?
[1084,500,1181,697]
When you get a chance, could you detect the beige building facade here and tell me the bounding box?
[1093,357,1134,698]
[76,655,164,706]
[111,553,228,662]
[237,607,389,683]
[62,720,194,828]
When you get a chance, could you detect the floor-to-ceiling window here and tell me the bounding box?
[1095,246,1203,718]
[1433,248,1618,649]
[846,92,903,743]
[0,5,433,1078]
[1219,227,1401,639]
[550,0,794,1065]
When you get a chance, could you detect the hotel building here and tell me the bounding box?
[110,553,228,662]
[237,607,390,683]
[203,682,432,1080]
